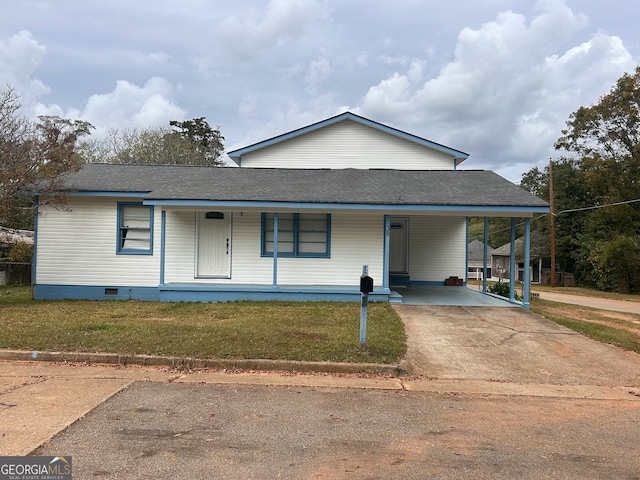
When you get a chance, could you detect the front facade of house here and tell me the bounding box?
[33,113,548,305]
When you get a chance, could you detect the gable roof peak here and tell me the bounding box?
[227,111,469,163]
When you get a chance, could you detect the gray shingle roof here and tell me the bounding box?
[492,231,550,258]
[55,163,549,209]
[468,240,494,261]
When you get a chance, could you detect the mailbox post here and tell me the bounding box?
[359,265,374,347]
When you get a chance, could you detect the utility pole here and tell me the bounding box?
[549,160,556,288]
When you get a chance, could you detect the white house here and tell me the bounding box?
[32,112,548,305]
[467,240,494,280]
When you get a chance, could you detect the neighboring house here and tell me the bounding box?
[0,227,34,285]
[0,226,34,246]
[491,231,549,283]
[467,240,493,280]
[32,112,548,303]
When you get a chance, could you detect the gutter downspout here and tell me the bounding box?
[160,210,166,286]
[32,195,39,299]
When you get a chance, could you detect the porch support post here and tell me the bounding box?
[272,212,278,288]
[160,210,166,286]
[509,217,516,302]
[483,217,489,293]
[523,217,531,309]
[383,215,390,290]
[465,217,469,284]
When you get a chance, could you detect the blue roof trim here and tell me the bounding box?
[227,112,470,161]
[144,199,548,214]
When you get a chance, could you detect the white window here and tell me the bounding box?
[117,203,153,254]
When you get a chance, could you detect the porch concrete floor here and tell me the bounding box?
[393,285,514,306]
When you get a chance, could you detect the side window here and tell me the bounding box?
[117,203,153,254]
[262,213,330,258]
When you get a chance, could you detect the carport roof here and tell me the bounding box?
[54,163,549,212]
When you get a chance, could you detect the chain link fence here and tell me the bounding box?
[0,261,32,286]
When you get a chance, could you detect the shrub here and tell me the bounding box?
[489,281,521,301]
[7,242,33,262]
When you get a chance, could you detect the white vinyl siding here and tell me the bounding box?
[36,197,161,286]
[408,216,467,282]
[163,211,384,287]
[239,120,455,170]
[38,199,466,290]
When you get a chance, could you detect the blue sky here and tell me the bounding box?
[1,0,637,181]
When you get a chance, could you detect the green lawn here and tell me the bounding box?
[0,286,406,364]
[531,299,640,354]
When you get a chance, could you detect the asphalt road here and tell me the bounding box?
[35,381,640,479]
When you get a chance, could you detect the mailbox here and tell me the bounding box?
[360,275,374,294]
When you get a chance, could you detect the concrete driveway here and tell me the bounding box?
[395,305,640,387]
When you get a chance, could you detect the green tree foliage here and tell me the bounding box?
[169,117,224,166]
[520,66,640,292]
[0,87,93,229]
[80,117,225,166]
[7,241,33,262]
[468,217,517,249]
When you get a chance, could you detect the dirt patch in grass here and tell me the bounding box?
[548,306,640,335]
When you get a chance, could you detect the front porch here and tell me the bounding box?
[159,283,514,307]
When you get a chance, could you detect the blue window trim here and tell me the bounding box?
[261,213,331,258]
[117,202,154,255]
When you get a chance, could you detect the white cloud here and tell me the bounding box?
[129,50,173,66]
[211,0,329,62]
[0,30,49,111]
[305,54,332,95]
[359,0,636,180]
[36,77,187,137]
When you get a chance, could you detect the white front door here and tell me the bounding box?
[389,217,409,273]
[197,212,230,277]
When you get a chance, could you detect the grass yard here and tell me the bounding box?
[531,299,640,354]
[0,286,406,364]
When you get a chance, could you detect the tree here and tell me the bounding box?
[521,66,640,292]
[169,117,224,166]
[80,117,225,166]
[0,87,93,228]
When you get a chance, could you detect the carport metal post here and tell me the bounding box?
[523,217,531,309]
[509,218,516,302]
[483,217,489,293]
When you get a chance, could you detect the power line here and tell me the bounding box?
[560,198,640,213]
[468,214,549,238]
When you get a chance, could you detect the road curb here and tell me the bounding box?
[0,349,405,376]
